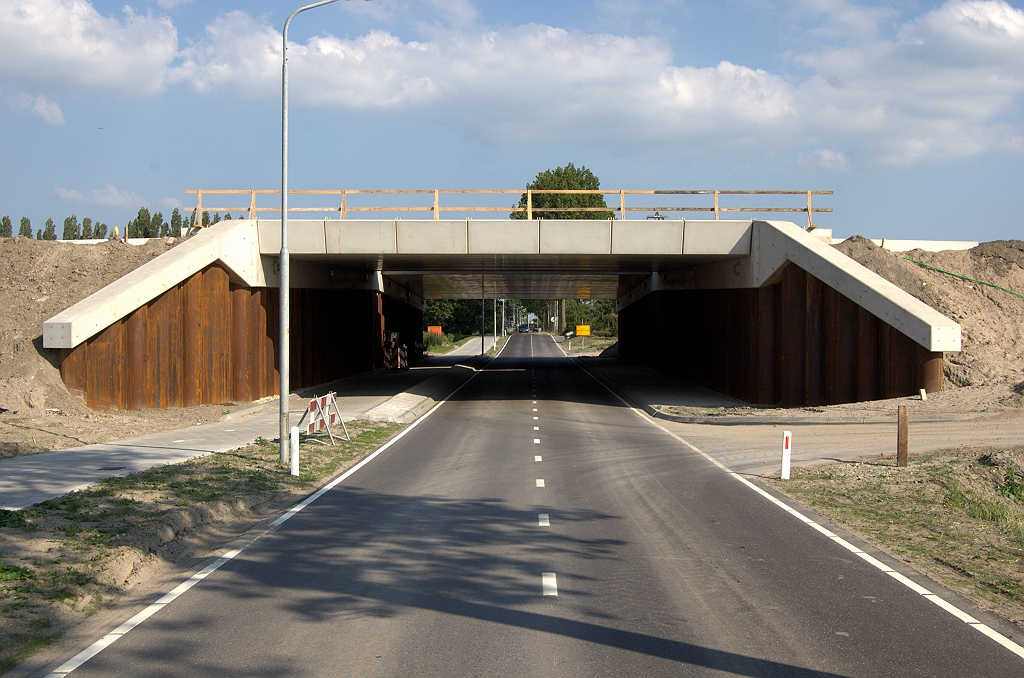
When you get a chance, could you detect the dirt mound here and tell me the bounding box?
[0,236,248,455]
[834,236,1024,400]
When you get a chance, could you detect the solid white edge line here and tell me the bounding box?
[45,352,496,678]
[573,359,1024,664]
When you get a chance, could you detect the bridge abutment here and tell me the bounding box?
[619,262,942,406]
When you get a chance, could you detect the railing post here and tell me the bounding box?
[527,190,533,220]
[195,191,203,233]
[714,190,719,220]
[620,190,626,220]
[341,190,347,220]
[434,190,439,220]
[807,190,813,230]
[249,191,257,220]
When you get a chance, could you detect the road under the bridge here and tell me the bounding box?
[56,334,1020,677]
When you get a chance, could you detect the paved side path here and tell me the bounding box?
[446,334,498,356]
[579,356,1024,476]
[0,355,485,511]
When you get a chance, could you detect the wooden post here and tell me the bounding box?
[807,191,813,230]
[620,190,626,220]
[527,190,532,220]
[433,190,439,220]
[714,190,720,220]
[897,405,908,467]
[341,191,347,220]
[249,191,257,220]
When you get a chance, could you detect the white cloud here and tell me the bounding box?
[796,0,1024,164]
[57,184,146,208]
[157,0,193,8]
[55,187,84,200]
[160,196,184,210]
[6,1,1023,166]
[0,0,178,98]
[800,148,849,171]
[10,93,65,124]
[174,15,798,151]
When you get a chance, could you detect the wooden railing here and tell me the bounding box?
[184,189,833,230]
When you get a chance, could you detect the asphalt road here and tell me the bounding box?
[56,334,1023,677]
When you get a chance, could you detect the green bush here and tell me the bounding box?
[423,331,452,348]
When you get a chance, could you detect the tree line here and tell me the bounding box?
[0,207,235,240]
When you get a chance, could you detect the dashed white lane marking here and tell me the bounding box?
[536,479,545,487]
[224,430,235,432]
[533,416,538,420]
[533,408,538,412]
[575,361,1024,663]
[538,514,550,526]
[542,572,558,596]
[535,455,543,462]
[45,351,497,678]
[534,439,541,444]
[532,401,537,404]
[172,440,185,443]
[534,426,539,431]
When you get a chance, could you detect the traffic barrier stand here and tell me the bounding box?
[398,344,408,370]
[299,392,350,445]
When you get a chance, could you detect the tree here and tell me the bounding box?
[224,212,232,220]
[36,229,42,240]
[94,222,108,239]
[42,219,56,240]
[0,216,11,238]
[511,163,615,220]
[81,217,93,240]
[130,207,152,239]
[170,208,182,237]
[151,211,164,238]
[201,211,210,228]
[18,217,31,237]
[62,215,80,240]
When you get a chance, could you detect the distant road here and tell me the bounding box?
[57,333,1023,677]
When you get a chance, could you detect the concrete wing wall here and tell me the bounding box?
[45,221,264,350]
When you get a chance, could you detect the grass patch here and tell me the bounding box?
[0,419,402,674]
[764,445,1024,626]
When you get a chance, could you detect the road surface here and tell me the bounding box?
[51,333,1023,677]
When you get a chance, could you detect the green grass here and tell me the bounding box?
[765,446,1024,626]
[0,419,403,674]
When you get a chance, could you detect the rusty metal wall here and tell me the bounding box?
[59,265,417,411]
[618,263,943,406]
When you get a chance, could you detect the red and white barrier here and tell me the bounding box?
[305,392,350,443]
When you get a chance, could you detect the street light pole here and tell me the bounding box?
[280,0,342,464]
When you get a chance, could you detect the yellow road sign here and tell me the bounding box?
[576,325,591,337]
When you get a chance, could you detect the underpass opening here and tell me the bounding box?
[45,217,958,411]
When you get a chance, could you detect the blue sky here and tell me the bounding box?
[1,0,1022,240]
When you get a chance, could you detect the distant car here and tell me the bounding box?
[518,323,529,333]
[530,325,540,332]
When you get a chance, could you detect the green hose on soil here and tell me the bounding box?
[903,257,1024,300]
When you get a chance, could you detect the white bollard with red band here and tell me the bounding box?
[781,430,792,480]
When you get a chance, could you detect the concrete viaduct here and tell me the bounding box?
[43,218,959,410]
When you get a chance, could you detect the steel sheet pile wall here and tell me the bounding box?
[59,264,404,410]
[619,263,943,406]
